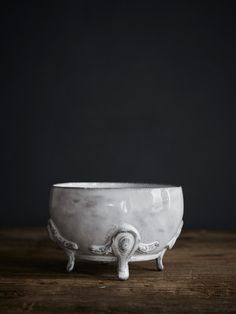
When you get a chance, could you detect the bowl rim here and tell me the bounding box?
[52,182,182,190]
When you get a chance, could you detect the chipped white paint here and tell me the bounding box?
[48,182,184,280]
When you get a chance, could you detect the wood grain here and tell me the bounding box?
[0,229,235,313]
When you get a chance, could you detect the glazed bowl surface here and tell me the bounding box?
[48,182,184,280]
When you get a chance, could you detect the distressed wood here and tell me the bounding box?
[0,229,235,313]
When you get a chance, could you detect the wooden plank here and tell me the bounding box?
[0,229,235,313]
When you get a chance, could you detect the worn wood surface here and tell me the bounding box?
[0,228,235,314]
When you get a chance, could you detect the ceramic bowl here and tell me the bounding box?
[47,182,184,280]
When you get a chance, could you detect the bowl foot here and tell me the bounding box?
[117,259,129,280]
[47,219,79,273]
[65,250,76,272]
[156,248,167,271]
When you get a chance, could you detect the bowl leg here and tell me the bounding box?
[47,219,79,273]
[117,257,129,280]
[65,249,76,272]
[156,248,167,271]
[111,225,141,281]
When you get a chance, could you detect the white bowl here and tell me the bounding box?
[48,182,184,280]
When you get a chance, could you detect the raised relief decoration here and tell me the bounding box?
[47,218,183,280]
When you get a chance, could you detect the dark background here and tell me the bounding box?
[1,1,235,228]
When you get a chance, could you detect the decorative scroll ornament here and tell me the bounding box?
[47,218,79,272]
[90,223,159,280]
[137,241,160,253]
[90,224,160,256]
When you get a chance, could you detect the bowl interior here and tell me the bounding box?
[52,182,176,189]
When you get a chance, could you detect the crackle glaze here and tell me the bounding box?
[48,182,184,280]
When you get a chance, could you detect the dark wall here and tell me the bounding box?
[2,1,235,228]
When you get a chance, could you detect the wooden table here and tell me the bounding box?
[0,229,235,313]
